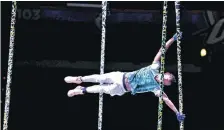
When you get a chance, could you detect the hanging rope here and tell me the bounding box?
[175,1,184,130]
[157,1,168,130]
[3,1,17,130]
[98,1,107,130]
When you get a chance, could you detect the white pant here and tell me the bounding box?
[82,71,127,96]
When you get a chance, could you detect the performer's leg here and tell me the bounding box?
[67,83,127,97]
[64,72,121,84]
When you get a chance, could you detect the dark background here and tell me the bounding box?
[2,1,224,130]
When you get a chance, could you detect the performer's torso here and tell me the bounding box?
[126,65,161,95]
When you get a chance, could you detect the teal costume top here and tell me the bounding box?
[125,62,161,95]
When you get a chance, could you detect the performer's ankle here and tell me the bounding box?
[81,87,87,94]
[79,76,83,82]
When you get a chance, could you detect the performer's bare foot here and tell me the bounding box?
[67,86,85,97]
[64,76,82,84]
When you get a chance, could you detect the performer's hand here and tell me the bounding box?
[176,112,185,122]
[172,32,182,41]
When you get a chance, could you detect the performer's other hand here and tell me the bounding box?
[176,112,185,122]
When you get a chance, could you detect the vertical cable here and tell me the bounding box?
[98,1,107,130]
[157,1,168,130]
[3,1,17,130]
[175,1,184,130]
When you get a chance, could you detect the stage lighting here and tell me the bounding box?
[200,48,207,57]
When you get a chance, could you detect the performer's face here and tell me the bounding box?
[163,73,173,86]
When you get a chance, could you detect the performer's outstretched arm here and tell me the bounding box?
[153,32,183,63]
[153,37,175,63]
[161,92,178,114]
[156,92,185,122]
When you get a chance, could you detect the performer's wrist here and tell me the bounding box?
[172,35,177,41]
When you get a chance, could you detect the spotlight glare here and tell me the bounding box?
[200,48,207,57]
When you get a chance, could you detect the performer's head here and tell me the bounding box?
[163,72,176,86]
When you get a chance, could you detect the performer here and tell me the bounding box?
[65,33,185,122]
